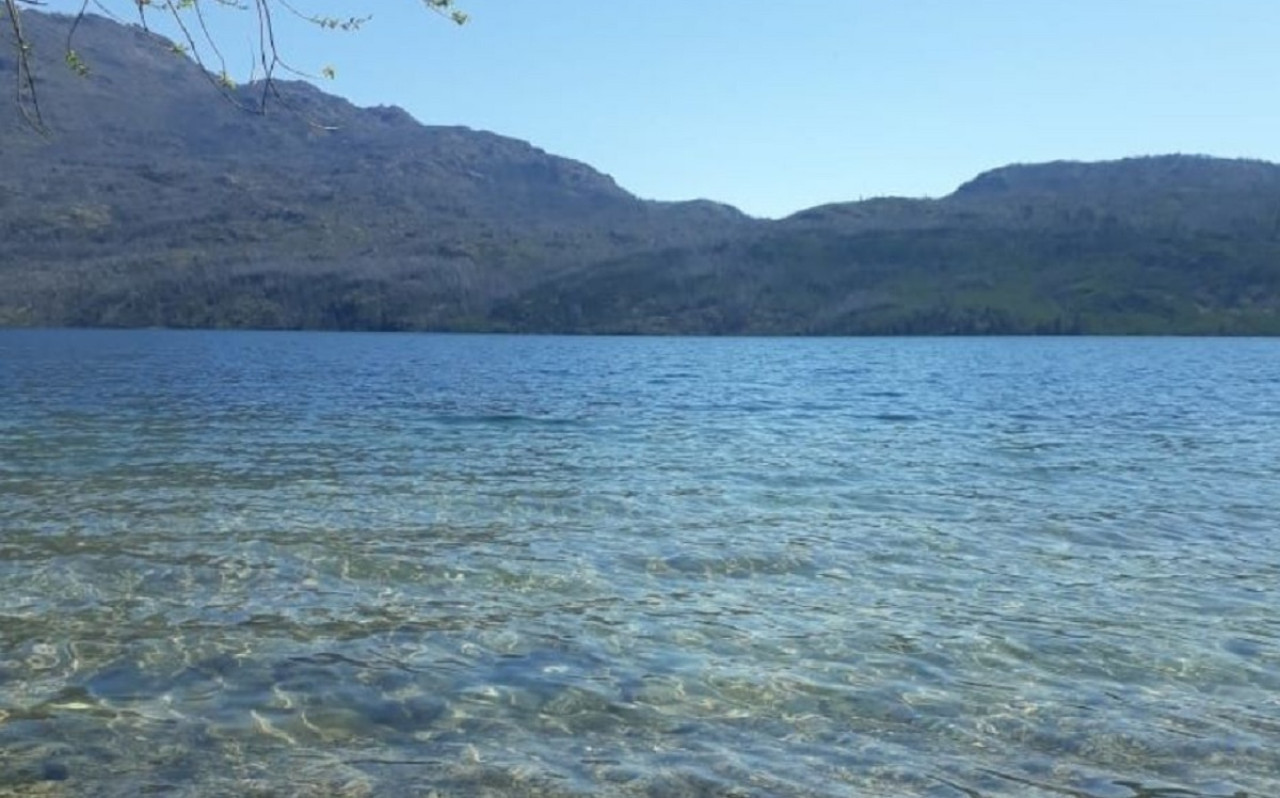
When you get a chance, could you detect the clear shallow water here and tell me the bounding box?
[1,330,1278,797]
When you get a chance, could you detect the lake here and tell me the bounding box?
[1,330,1277,797]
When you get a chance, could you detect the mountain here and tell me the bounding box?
[502,156,1280,334]
[3,11,1279,334]
[0,11,754,330]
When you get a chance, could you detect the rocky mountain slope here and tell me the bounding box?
[3,11,1279,334]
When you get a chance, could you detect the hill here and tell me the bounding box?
[3,11,1279,334]
[0,11,753,330]
[501,156,1280,334]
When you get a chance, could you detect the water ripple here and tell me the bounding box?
[1,331,1278,796]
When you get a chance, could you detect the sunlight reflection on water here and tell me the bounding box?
[1,331,1278,796]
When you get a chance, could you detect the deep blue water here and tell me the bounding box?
[1,330,1278,797]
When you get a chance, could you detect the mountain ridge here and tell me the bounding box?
[3,11,1279,334]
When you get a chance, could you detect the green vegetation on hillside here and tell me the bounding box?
[3,12,1279,335]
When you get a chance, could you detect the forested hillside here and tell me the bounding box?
[3,12,1279,334]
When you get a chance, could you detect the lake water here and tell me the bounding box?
[1,330,1278,797]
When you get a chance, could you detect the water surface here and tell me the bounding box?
[1,331,1278,796]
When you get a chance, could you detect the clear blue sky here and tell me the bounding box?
[41,0,1280,218]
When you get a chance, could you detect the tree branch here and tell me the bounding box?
[3,0,468,129]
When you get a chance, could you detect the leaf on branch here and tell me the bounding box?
[65,49,90,77]
[423,0,468,25]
